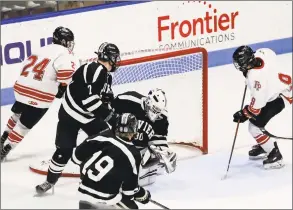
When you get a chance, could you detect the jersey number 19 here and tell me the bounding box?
[82,151,114,182]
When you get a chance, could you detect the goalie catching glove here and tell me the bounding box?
[149,145,177,173]
[233,105,258,123]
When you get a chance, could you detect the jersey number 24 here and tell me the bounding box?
[21,55,51,81]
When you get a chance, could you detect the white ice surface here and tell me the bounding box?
[1,53,292,209]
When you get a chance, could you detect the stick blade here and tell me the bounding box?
[221,173,228,180]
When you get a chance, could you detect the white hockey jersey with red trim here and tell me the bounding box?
[14,44,78,108]
[246,48,292,115]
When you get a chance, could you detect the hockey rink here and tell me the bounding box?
[1,53,292,209]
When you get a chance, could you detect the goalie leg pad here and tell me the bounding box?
[139,162,159,187]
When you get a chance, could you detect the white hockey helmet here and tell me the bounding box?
[145,88,167,122]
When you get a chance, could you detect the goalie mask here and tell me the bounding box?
[144,89,167,122]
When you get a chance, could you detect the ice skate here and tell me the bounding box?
[249,144,267,160]
[263,143,284,169]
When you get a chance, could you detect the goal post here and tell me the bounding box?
[29,47,208,177]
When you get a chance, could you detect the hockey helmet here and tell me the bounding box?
[95,42,121,72]
[116,113,138,137]
[53,26,75,51]
[233,45,256,73]
[145,88,167,122]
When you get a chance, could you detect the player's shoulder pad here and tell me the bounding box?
[84,61,108,84]
[255,48,277,58]
[53,44,74,57]
[154,113,169,128]
[119,91,145,98]
[88,61,107,72]
[247,69,263,84]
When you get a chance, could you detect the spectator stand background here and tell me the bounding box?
[1,1,119,20]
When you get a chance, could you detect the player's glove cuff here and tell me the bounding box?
[134,187,151,204]
[101,91,114,104]
[55,84,67,98]
[233,105,259,123]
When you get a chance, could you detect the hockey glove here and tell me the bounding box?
[55,83,67,99]
[233,105,257,123]
[133,187,151,204]
[101,89,114,104]
[150,145,177,174]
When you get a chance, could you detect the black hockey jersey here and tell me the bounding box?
[62,62,113,124]
[71,130,142,203]
[111,91,169,150]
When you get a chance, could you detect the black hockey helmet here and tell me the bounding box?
[233,45,256,73]
[115,113,138,139]
[53,26,75,51]
[95,42,121,72]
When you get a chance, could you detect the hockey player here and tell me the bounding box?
[1,26,76,161]
[72,113,151,209]
[111,89,177,186]
[35,42,121,194]
[232,46,292,169]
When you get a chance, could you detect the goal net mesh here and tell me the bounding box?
[112,48,208,154]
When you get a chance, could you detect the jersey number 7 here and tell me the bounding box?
[21,55,51,81]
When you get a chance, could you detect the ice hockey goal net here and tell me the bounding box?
[114,47,208,154]
[29,47,208,177]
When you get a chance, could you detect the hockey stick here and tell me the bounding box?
[260,128,292,140]
[222,85,247,180]
[150,199,170,209]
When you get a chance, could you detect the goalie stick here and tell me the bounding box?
[260,128,292,140]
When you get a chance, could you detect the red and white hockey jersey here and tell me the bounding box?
[246,48,292,115]
[14,44,78,108]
